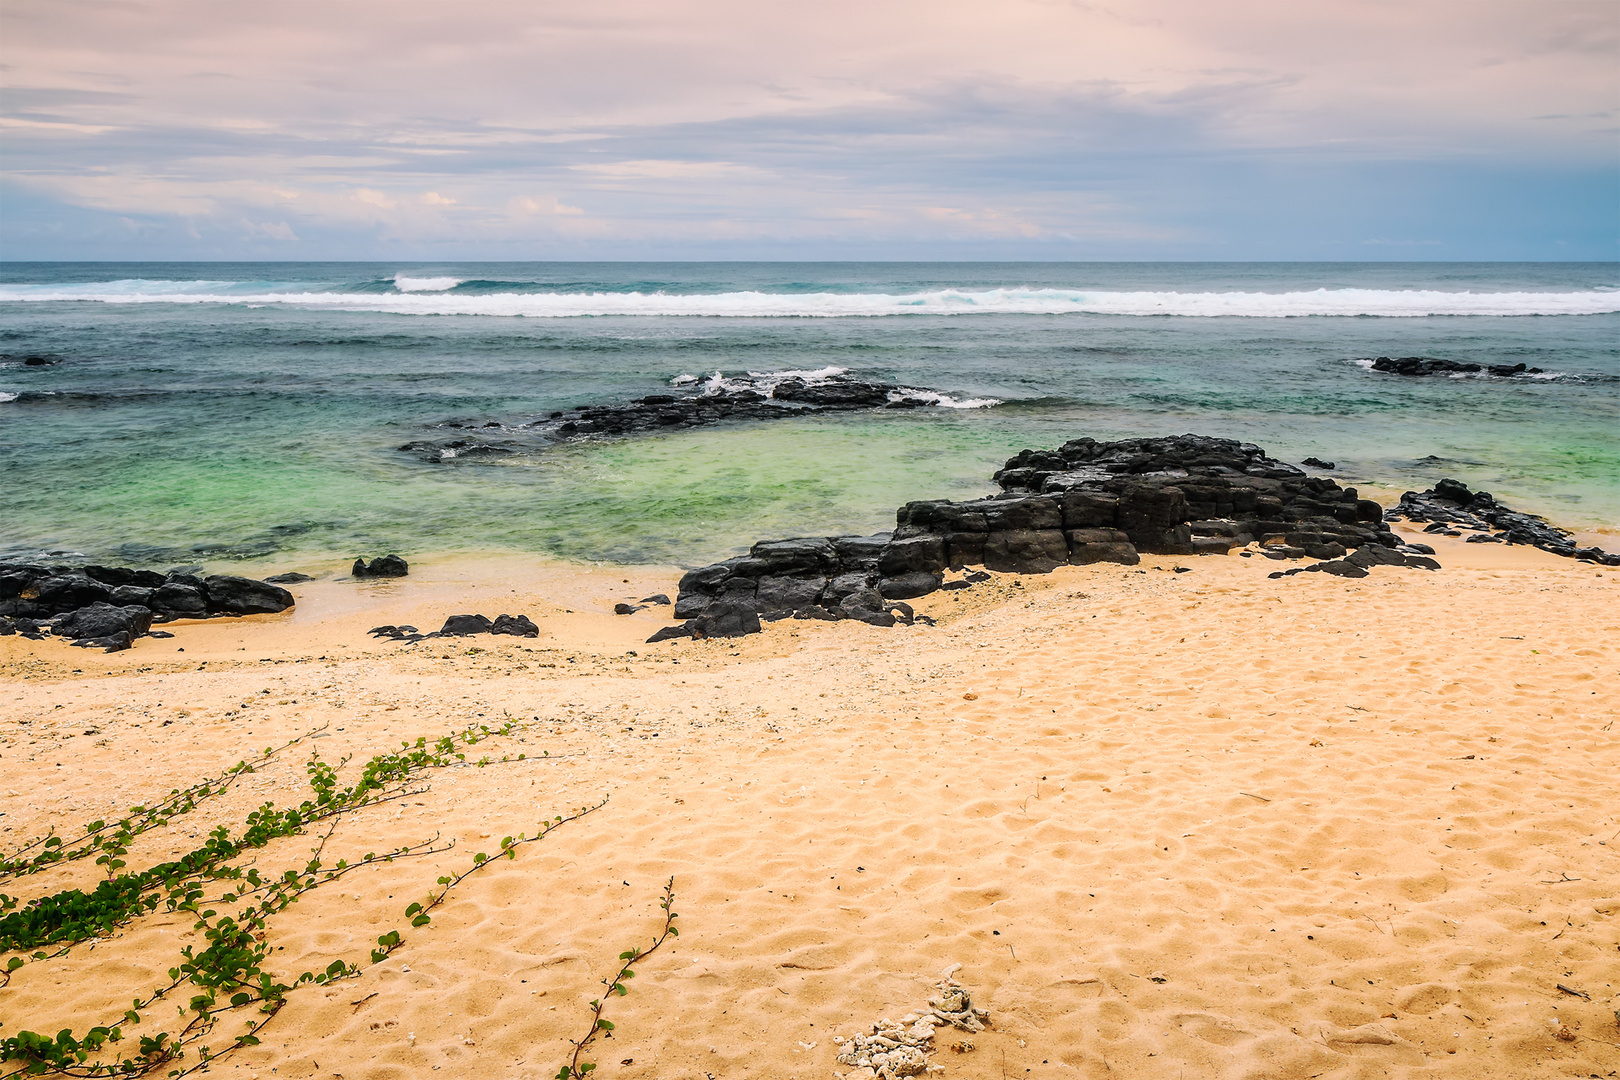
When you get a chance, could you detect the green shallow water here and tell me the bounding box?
[10,413,1029,569]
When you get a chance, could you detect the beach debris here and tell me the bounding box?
[834,971,990,1079]
[352,554,409,577]
[1386,478,1619,564]
[1324,1023,1399,1046]
[613,602,645,615]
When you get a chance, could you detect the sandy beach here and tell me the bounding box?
[2,527,1616,1079]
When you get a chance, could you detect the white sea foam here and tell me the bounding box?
[393,275,464,292]
[891,388,1000,409]
[1,284,1615,317]
[0,278,244,299]
[748,365,849,381]
[0,392,17,403]
[697,366,853,397]
[681,367,998,408]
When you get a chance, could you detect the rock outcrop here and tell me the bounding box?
[397,371,995,463]
[1365,356,1544,378]
[367,612,540,643]
[0,563,295,651]
[352,555,409,578]
[651,434,1416,642]
[1387,478,1619,565]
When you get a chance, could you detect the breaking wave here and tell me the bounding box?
[1,281,1615,317]
[392,275,465,292]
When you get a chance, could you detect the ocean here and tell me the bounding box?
[2,262,1616,570]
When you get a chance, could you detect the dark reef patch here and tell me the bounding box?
[396,371,996,463]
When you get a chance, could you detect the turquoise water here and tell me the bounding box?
[2,262,1616,568]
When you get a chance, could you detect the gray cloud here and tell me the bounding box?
[2,0,1615,258]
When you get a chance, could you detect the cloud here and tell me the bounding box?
[353,188,397,209]
[242,219,297,240]
[920,206,1046,239]
[572,160,765,181]
[0,116,122,135]
[1,0,1614,258]
[508,195,585,217]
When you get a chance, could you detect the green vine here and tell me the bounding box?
[557,878,678,1079]
[1,721,532,959]
[0,727,325,884]
[0,791,608,1078]
[0,718,675,1079]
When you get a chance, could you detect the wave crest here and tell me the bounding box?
[1,283,1615,317]
[393,275,465,292]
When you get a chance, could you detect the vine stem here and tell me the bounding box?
[561,877,678,1080]
[0,725,329,882]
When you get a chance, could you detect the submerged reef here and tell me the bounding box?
[396,370,996,463]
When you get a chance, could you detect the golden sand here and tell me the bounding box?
[2,528,1616,1079]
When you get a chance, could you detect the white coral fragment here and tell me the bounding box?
[835,974,989,1079]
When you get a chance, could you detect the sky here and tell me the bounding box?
[2,0,1616,261]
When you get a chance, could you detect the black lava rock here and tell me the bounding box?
[152,581,208,616]
[691,601,762,639]
[666,434,1409,637]
[71,631,133,653]
[1364,356,1543,378]
[398,372,995,463]
[879,572,943,600]
[35,574,114,612]
[0,560,296,648]
[353,555,409,578]
[1386,478,1619,565]
[108,585,155,607]
[490,613,539,637]
[440,614,493,636]
[53,603,154,641]
[204,575,295,615]
[662,433,1611,638]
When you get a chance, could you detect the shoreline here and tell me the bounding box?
[4,515,1610,675]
